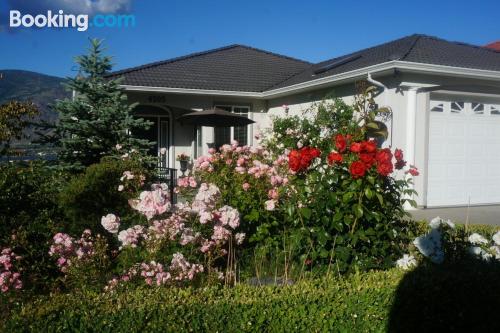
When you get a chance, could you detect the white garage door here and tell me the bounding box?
[427,98,500,206]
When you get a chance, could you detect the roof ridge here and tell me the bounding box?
[311,33,423,66]
[399,34,422,60]
[106,44,246,77]
[233,44,312,65]
[107,44,310,78]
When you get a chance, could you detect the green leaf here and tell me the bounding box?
[365,122,380,129]
[300,207,312,219]
[353,204,364,218]
[376,193,384,205]
[342,192,354,203]
[376,107,392,114]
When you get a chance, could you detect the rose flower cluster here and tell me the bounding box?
[287,134,418,179]
[288,147,321,173]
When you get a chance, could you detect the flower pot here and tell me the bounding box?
[179,160,188,175]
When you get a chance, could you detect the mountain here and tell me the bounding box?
[0,70,70,145]
[0,69,69,124]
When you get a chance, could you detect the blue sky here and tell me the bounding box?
[1,0,500,78]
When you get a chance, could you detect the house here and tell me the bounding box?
[106,34,500,208]
[485,41,500,51]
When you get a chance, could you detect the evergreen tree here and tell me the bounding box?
[54,39,152,168]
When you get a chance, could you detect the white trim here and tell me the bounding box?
[135,104,174,168]
[404,87,419,210]
[120,61,500,99]
[262,62,396,97]
[394,61,500,81]
[431,90,500,99]
[122,85,262,98]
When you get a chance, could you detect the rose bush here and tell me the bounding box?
[49,178,245,291]
[181,85,419,274]
[186,142,289,247]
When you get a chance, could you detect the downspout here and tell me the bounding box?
[367,73,388,104]
[367,73,392,146]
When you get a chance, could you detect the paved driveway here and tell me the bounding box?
[411,205,500,226]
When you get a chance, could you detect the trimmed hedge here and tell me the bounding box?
[5,259,500,332]
[5,270,400,332]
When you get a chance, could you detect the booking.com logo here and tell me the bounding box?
[9,10,135,31]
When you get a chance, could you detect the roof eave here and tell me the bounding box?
[120,61,500,99]
[394,61,500,81]
[120,85,263,98]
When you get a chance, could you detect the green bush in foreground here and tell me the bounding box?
[5,263,500,332]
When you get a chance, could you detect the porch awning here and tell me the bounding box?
[176,108,255,127]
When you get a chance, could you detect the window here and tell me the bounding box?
[194,126,203,158]
[471,102,484,115]
[490,105,500,116]
[233,107,249,145]
[430,101,444,113]
[214,105,251,147]
[450,101,465,114]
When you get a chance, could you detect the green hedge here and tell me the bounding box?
[5,260,500,332]
[5,270,400,332]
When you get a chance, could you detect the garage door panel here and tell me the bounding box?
[427,99,500,207]
[427,163,447,180]
[429,118,446,136]
[446,121,466,137]
[446,143,466,159]
[428,144,446,160]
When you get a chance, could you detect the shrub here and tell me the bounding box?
[4,269,401,332]
[190,143,288,246]
[262,86,417,273]
[189,85,416,274]
[5,265,500,332]
[403,217,500,266]
[49,180,246,293]
[59,156,149,235]
[0,162,67,293]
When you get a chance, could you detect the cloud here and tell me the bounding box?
[6,0,133,16]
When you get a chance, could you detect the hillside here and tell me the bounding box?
[0,69,69,124]
[0,70,70,146]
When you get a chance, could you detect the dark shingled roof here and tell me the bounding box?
[270,34,500,90]
[106,44,311,92]
[108,35,500,93]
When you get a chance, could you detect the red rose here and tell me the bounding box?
[350,142,362,153]
[335,134,347,152]
[406,167,419,176]
[394,148,404,161]
[377,161,393,176]
[288,150,302,172]
[349,161,367,179]
[395,159,406,170]
[375,148,393,164]
[359,153,375,167]
[361,140,377,153]
[308,147,321,159]
[327,152,343,165]
[288,147,321,172]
